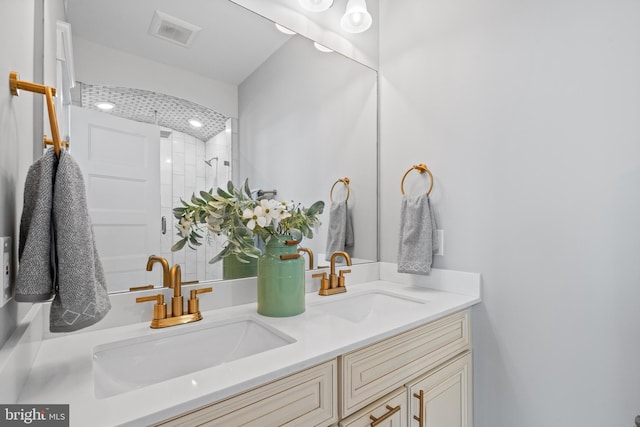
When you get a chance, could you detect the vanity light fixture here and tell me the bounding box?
[275,23,296,35]
[340,0,372,33]
[298,0,333,12]
[95,101,115,111]
[314,42,333,53]
[188,119,203,128]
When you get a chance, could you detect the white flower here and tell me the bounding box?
[259,199,280,223]
[242,205,268,230]
[177,217,192,238]
[272,200,293,221]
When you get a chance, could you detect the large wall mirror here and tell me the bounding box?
[65,0,378,293]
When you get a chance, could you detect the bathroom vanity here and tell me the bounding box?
[159,310,471,426]
[5,264,480,426]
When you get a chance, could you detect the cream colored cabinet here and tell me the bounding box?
[156,360,338,427]
[339,310,470,417]
[408,352,472,427]
[339,388,407,427]
[156,310,471,427]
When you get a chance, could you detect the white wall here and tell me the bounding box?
[73,37,238,118]
[0,0,39,348]
[379,0,640,425]
[238,35,378,262]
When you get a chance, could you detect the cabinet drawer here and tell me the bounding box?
[339,388,407,427]
[340,310,470,416]
[158,360,338,426]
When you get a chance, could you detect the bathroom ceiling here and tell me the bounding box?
[66,0,292,86]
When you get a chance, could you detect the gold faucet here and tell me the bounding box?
[146,255,172,288]
[297,247,314,270]
[136,263,212,328]
[313,251,352,296]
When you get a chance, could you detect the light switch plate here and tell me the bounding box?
[0,237,12,307]
[435,230,444,256]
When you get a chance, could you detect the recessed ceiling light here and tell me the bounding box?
[188,119,203,128]
[314,42,333,53]
[275,23,296,35]
[95,102,115,111]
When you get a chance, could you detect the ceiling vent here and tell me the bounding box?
[149,10,201,47]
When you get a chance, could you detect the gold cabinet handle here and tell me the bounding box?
[129,284,154,292]
[413,390,425,427]
[280,253,301,260]
[369,404,401,427]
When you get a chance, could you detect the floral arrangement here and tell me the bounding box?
[171,180,324,263]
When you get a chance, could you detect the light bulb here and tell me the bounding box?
[298,0,333,12]
[340,0,372,33]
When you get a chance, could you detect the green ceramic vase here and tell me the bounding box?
[257,236,305,317]
[222,253,258,280]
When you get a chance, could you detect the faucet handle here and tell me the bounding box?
[338,269,351,288]
[312,272,330,292]
[136,294,167,320]
[188,287,213,314]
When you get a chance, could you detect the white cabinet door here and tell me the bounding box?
[71,106,161,292]
[408,352,472,427]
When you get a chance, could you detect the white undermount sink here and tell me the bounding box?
[309,290,428,323]
[92,317,295,399]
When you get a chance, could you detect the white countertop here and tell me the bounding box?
[15,271,480,426]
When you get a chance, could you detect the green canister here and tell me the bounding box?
[257,236,305,317]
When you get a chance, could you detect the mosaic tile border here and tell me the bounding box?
[78,82,228,142]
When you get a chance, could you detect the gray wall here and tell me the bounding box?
[379,0,640,425]
[239,35,378,261]
[0,0,38,347]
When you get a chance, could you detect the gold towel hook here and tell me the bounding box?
[330,177,350,202]
[10,71,62,157]
[400,163,434,196]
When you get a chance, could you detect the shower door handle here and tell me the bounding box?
[161,216,167,235]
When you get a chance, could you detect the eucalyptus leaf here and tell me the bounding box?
[243,179,252,199]
[171,238,188,252]
[306,200,325,216]
[200,191,215,202]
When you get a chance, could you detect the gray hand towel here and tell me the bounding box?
[325,200,355,261]
[397,193,438,275]
[49,149,111,332]
[15,149,57,301]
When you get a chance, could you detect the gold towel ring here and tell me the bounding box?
[330,177,350,202]
[400,164,433,196]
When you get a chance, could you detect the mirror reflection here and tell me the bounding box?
[66,0,378,293]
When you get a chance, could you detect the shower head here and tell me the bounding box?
[204,156,219,166]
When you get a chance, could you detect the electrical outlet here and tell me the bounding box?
[0,237,12,307]
[435,230,444,256]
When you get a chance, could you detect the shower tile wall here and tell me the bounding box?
[160,127,232,282]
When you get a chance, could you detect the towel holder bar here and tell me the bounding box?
[401,163,434,196]
[330,177,350,202]
[9,71,62,157]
